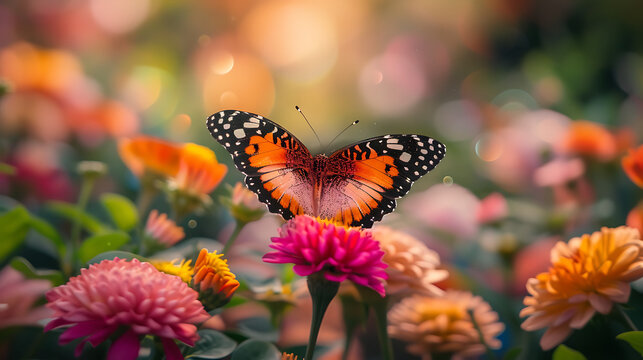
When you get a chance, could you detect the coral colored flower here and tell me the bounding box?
[172,144,227,195]
[558,120,617,161]
[533,157,585,187]
[627,202,643,237]
[118,136,182,178]
[45,258,209,359]
[388,290,504,359]
[520,227,643,350]
[372,226,448,298]
[0,265,52,329]
[476,192,508,224]
[222,182,266,223]
[192,249,240,310]
[145,210,185,247]
[152,259,194,284]
[263,215,388,296]
[622,145,643,188]
[512,237,559,295]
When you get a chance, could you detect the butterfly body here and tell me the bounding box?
[207,110,445,228]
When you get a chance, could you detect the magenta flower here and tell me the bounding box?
[45,258,209,360]
[262,215,388,296]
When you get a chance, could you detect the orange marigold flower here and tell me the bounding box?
[558,120,617,161]
[118,136,182,178]
[172,143,227,195]
[144,209,185,248]
[520,226,643,350]
[622,145,643,188]
[281,353,298,360]
[192,249,240,310]
[388,290,504,359]
[372,226,448,298]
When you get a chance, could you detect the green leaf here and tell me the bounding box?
[47,202,110,234]
[617,331,643,356]
[29,216,66,260]
[79,232,130,264]
[186,329,237,359]
[100,193,138,232]
[0,163,15,175]
[503,347,522,360]
[86,250,148,264]
[0,206,31,261]
[552,344,587,360]
[10,257,64,286]
[230,339,279,360]
[235,317,279,342]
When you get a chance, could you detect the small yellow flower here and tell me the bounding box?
[520,226,643,350]
[388,290,504,360]
[151,259,194,284]
[192,249,240,310]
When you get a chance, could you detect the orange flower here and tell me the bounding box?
[192,249,240,310]
[388,290,504,359]
[118,136,182,178]
[372,226,448,298]
[281,353,298,360]
[172,143,227,196]
[520,227,643,350]
[622,145,643,188]
[627,202,643,239]
[558,120,617,161]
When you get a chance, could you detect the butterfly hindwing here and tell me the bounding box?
[320,134,446,227]
[206,110,314,219]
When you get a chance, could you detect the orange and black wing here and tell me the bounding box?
[206,110,314,219]
[321,134,445,228]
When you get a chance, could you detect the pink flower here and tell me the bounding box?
[145,210,185,247]
[45,258,209,360]
[476,192,508,224]
[262,215,388,296]
[0,265,52,329]
[533,157,585,187]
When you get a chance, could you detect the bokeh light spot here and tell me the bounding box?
[188,219,197,228]
[443,176,454,185]
[475,133,504,162]
[210,51,234,75]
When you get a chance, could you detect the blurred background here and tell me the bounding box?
[1,0,643,359]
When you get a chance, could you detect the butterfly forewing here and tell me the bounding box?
[206,110,314,219]
[320,134,446,227]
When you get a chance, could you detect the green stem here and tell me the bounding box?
[357,286,393,360]
[305,273,340,360]
[222,221,245,254]
[615,304,639,332]
[468,308,497,360]
[70,177,96,272]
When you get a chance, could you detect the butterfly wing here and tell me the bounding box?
[320,134,445,228]
[206,110,314,219]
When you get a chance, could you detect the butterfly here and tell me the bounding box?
[207,110,445,228]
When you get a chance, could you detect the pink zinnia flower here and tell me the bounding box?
[262,215,388,296]
[0,265,52,329]
[145,209,185,247]
[45,258,209,360]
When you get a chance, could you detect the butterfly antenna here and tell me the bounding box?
[327,120,360,149]
[296,106,322,148]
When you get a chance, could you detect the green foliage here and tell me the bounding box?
[47,201,109,234]
[86,250,148,264]
[0,163,15,175]
[0,206,31,261]
[617,331,643,357]
[100,193,139,232]
[503,347,522,360]
[10,256,64,286]
[29,215,66,261]
[553,344,588,360]
[79,232,130,264]
[230,339,280,360]
[186,329,237,359]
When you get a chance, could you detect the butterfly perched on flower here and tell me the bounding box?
[207,110,445,228]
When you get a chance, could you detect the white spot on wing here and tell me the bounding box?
[399,152,411,162]
[387,144,404,151]
[234,129,246,138]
